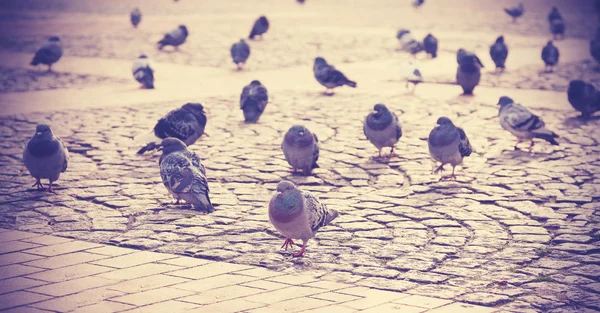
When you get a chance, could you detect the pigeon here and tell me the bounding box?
[548,6,562,22]
[412,0,425,8]
[423,34,438,58]
[137,103,207,154]
[427,117,471,180]
[240,80,268,123]
[281,125,319,175]
[130,8,141,28]
[313,57,357,94]
[30,36,63,71]
[550,18,566,40]
[230,39,251,70]
[297,0,305,4]
[490,36,509,71]
[363,104,402,159]
[590,30,600,65]
[497,96,559,149]
[159,138,213,212]
[249,16,269,40]
[268,180,338,257]
[405,61,423,92]
[132,54,154,89]
[456,49,484,95]
[504,3,524,22]
[567,80,600,118]
[397,30,423,56]
[157,25,188,50]
[541,41,559,72]
[23,124,69,192]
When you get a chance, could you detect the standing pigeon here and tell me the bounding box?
[249,16,269,40]
[456,49,484,95]
[130,8,141,28]
[23,124,69,192]
[497,96,559,149]
[548,6,563,22]
[428,117,471,180]
[490,36,509,71]
[550,18,566,40]
[363,104,402,159]
[30,36,63,72]
[158,25,188,50]
[423,34,438,58]
[281,125,319,175]
[313,57,357,94]
[137,103,207,154]
[505,3,524,22]
[541,41,559,72]
[159,138,213,212]
[240,80,268,123]
[405,61,423,92]
[268,180,338,257]
[567,80,600,118]
[132,54,154,89]
[230,39,251,70]
[591,27,600,64]
[397,30,423,56]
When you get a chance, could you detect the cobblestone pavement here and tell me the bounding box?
[0,1,600,312]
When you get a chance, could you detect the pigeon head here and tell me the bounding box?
[276,180,296,193]
[496,36,504,43]
[34,124,53,138]
[314,57,327,65]
[546,41,554,47]
[373,103,389,116]
[436,117,454,126]
[133,7,140,12]
[178,25,188,36]
[182,102,206,116]
[139,54,148,59]
[48,36,60,42]
[258,16,268,25]
[159,137,187,154]
[250,80,262,86]
[396,29,410,39]
[285,125,314,147]
[497,96,514,107]
[271,180,303,221]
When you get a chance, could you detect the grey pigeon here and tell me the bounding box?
[541,41,559,72]
[497,96,559,149]
[423,34,438,58]
[490,36,508,71]
[550,18,565,40]
[548,6,562,22]
[30,36,63,71]
[567,80,600,118]
[159,138,213,212]
[158,25,188,50]
[130,8,141,28]
[268,180,338,257]
[282,125,319,175]
[313,57,357,94]
[397,30,423,56]
[249,16,269,40]
[137,103,207,154]
[428,117,471,180]
[132,54,154,89]
[363,104,402,159]
[23,124,69,192]
[505,3,524,22]
[412,0,425,8]
[456,49,484,95]
[240,80,268,123]
[230,39,251,70]
[591,27,600,64]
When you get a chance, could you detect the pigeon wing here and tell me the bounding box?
[505,103,545,132]
[57,137,69,172]
[154,109,197,141]
[456,127,472,157]
[304,191,337,233]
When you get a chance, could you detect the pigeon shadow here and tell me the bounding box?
[563,114,600,127]
[494,148,553,163]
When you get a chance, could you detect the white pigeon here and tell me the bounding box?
[23,124,69,192]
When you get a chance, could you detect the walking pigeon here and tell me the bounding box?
[249,16,269,40]
[240,80,268,123]
[282,125,319,175]
[137,103,207,154]
[423,34,438,58]
[550,18,566,40]
[428,117,471,180]
[159,138,213,212]
[490,36,508,71]
[268,180,338,257]
[23,124,69,192]
[497,96,559,149]
[548,6,562,22]
[30,36,63,71]
[158,25,188,50]
[505,3,524,22]
[541,41,559,72]
[132,55,154,89]
[456,49,484,95]
[230,39,251,70]
[130,8,141,28]
[567,80,600,118]
[363,104,402,159]
[313,57,357,94]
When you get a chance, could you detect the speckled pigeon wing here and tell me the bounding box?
[504,103,545,132]
[456,127,472,157]
[304,191,336,233]
[154,109,197,141]
[184,150,206,176]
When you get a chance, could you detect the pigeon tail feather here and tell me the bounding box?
[137,142,159,154]
[534,132,559,145]
[345,80,357,88]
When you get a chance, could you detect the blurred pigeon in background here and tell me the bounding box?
[541,41,559,72]
[404,59,423,92]
[249,16,269,40]
[282,125,319,175]
[567,80,600,118]
[497,96,559,149]
[423,34,438,58]
[397,29,423,56]
[591,27,600,65]
[313,57,357,94]
[297,0,305,4]
[550,18,565,40]
[548,6,563,22]
[130,7,141,28]
[363,104,402,159]
[30,36,63,71]
[230,39,251,70]
[23,124,69,192]
[413,0,425,8]
[240,80,268,123]
[427,117,471,180]
[505,3,524,22]
[132,54,154,89]
[456,49,484,95]
[158,25,188,50]
[490,36,509,71]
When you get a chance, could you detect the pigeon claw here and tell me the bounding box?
[293,242,307,257]
[433,164,445,174]
[281,238,295,250]
[32,179,44,190]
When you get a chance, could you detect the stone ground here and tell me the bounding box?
[0,0,600,312]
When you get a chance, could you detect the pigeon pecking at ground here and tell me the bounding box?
[363,104,402,159]
[230,39,251,70]
[423,34,438,58]
[282,125,319,175]
[567,80,600,118]
[497,96,559,150]
[490,35,509,72]
[541,41,560,73]
[240,80,268,123]
[30,36,63,72]
[159,138,213,212]
[456,49,484,95]
[132,55,154,89]
[137,103,207,154]
[313,57,357,95]
[249,16,269,40]
[428,117,472,180]
[23,124,69,192]
[268,180,338,257]
[130,7,141,28]
[158,25,188,50]
[504,3,524,22]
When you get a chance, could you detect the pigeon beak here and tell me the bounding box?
[157,145,163,151]
[298,131,305,136]
[36,132,42,136]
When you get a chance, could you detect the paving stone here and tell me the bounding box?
[0,291,52,311]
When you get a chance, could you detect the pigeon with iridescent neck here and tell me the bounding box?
[281,125,319,175]
[364,104,402,159]
[428,117,471,180]
[23,124,69,192]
